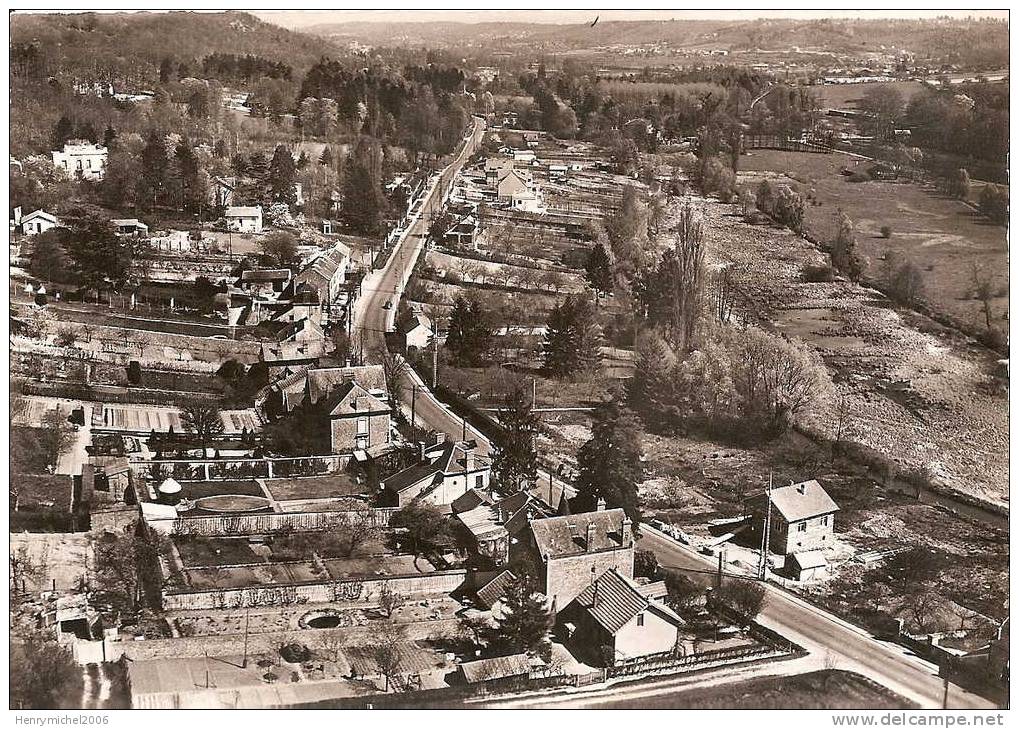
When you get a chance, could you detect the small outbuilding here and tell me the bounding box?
[784,549,828,582]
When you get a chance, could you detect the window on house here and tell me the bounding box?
[357,417,368,435]
[636,614,644,627]
[475,474,484,488]
[797,521,808,532]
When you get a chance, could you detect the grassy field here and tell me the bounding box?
[738,149,1008,338]
[600,670,917,709]
[811,80,929,110]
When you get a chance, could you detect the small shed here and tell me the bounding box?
[459,653,532,685]
[785,550,828,582]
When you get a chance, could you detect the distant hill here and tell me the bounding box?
[10,11,340,88]
[303,17,1008,67]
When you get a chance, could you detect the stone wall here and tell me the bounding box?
[330,412,390,454]
[163,507,397,537]
[542,547,635,612]
[162,569,467,611]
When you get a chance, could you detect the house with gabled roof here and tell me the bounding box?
[324,380,391,454]
[747,479,839,556]
[456,490,553,566]
[382,433,491,508]
[525,508,634,612]
[561,568,685,666]
[296,242,351,313]
[19,209,60,236]
[404,311,433,350]
[496,168,532,200]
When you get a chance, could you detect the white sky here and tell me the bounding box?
[253,9,1009,28]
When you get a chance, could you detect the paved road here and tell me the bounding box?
[635,527,994,710]
[344,119,994,710]
[350,116,491,448]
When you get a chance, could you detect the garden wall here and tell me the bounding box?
[161,507,397,537]
[162,569,467,610]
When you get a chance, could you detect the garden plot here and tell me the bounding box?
[695,195,1008,505]
[97,405,258,434]
[425,249,585,293]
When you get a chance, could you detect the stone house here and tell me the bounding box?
[748,479,838,555]
[561,568,684,666]
[382,434,491,507]
[524,508,634,612]
[52,141,107,180]
[325,380,391,454]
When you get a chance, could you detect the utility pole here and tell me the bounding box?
[242,608,250,668]
[411,384,417,429]
[716,550,724,588]
[758,472,773,581]
[431,323,439,390]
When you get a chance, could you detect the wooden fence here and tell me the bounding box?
[744,135,834,154]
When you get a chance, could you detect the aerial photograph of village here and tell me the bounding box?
[7,7,1010,714]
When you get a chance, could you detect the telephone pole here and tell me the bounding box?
[758,473,773,581]
[431,323,439,390]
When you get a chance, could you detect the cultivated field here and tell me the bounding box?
[739,149,1008,339]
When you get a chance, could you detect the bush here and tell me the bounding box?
[880,225,892,239]
[848,171,871,183]
[801,264,835,283]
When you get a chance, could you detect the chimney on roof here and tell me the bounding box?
[435,432,446,446]
[797,481,806,494]
[621,517,633,548]
[586,522,597,553]
[596,497,606,511]
[419,440,427,462]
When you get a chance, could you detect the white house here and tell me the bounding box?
[404,311,433,350]
[383,435,491,507]
[511,189,544,214]
[225,206,263,233]
[52,141,108,181]
[513,149,537,164]
[19,209,60,236]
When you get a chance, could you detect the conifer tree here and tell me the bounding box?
[483,574,553,658]
[491,384,538,492]
[584,243,612,293]
[575,397,643,525]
